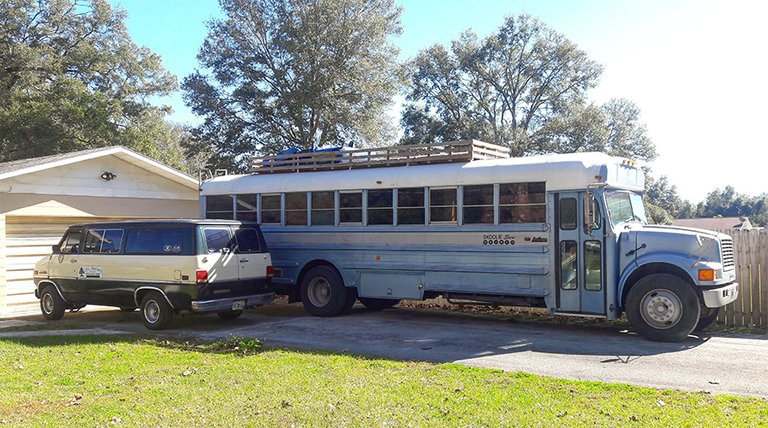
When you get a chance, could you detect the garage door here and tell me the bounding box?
[2,216,121,317]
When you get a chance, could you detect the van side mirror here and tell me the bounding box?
[584,193,596,235]
[52,244,61,254]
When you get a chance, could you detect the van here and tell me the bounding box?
[33,220,275,330]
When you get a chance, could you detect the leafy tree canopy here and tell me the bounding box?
[401,15,656,161]
[183,0,404,172]
[696,186,768,226]
[0,0,181,165]
[644,173,694,221]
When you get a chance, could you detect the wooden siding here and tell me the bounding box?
[0,213,6,311]
[716,229,767,329]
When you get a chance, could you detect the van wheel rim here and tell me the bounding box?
[640,289,682,329]
[144,300,160,323]
[42,294,54,314]
[307,277,332,307]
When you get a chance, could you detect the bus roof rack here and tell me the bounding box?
[249,139,511,173]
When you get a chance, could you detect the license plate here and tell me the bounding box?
[232,300,245,310]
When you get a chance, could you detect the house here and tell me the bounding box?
[672,216,754,231]
[0,147,199,317]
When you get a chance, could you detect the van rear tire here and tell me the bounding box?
[300,266,347,317]
[141,292,174,330]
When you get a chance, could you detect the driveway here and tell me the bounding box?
[4,303,767,398]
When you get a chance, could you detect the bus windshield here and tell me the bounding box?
[605,190,647,228]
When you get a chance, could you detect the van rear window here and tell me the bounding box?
[235,227,263,253]
[125,228,187,255]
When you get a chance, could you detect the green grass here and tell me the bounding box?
[0,335,765,427]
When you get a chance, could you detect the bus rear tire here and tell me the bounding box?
[359,297,400,311]
[300,266,347,317]
[626,274,700,342]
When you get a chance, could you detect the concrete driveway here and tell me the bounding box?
[4,303,767,398]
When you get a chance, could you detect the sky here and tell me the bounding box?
[111,0,768,203]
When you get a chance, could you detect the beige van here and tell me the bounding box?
[33,220,275,330]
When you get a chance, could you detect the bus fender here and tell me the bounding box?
[617,253,697,310]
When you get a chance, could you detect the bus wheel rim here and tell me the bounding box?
[307,277,332,307]
[640,289,682,329]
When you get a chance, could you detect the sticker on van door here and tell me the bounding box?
[78,266,102,278]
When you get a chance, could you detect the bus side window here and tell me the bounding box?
[463,185,493,224]
[397,187,425,225]
[340,191,363,223]
[260,194,281,224]
[368,189,393,225]
[560,241,577,290]
[285,192,307,226]
[559,198,577,230]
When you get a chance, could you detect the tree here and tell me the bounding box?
[696,186,768,226]
[0,0,180,163]
[536,98,656,160]
[644,173,694,219]
[400,15,656,161]
[183,0,403,172]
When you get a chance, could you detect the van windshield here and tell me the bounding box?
[605,190,647,228]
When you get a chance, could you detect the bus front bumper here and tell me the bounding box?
[190,292,275,312]
[701,283,739,308]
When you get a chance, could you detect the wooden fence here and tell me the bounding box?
[716,229,767,328]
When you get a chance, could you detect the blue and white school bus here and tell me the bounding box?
[199,140,738,342]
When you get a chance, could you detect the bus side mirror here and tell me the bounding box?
[584,193,596,235]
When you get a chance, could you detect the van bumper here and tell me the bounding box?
[190,292,275,312]
[701,282,739,308]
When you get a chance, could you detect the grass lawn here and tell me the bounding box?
[0,335,766,427]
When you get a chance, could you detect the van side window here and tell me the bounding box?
[60,231,82,254]
[83,229,124,254]
[234,228,263,253]
[203,227,233,253]
[125,228,185,255]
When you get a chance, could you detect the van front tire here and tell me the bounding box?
[40,285,66,320]
[626,274,700,342]
[141,292,174,330]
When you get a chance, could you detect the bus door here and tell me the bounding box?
[555,192,605,315]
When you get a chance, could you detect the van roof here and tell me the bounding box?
[65,219,255,228]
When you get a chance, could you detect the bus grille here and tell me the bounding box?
[721,239,735,270]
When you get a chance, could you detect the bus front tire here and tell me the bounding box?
[626,274,700,342]
[300,266,348,317]
[359,297,400,311]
